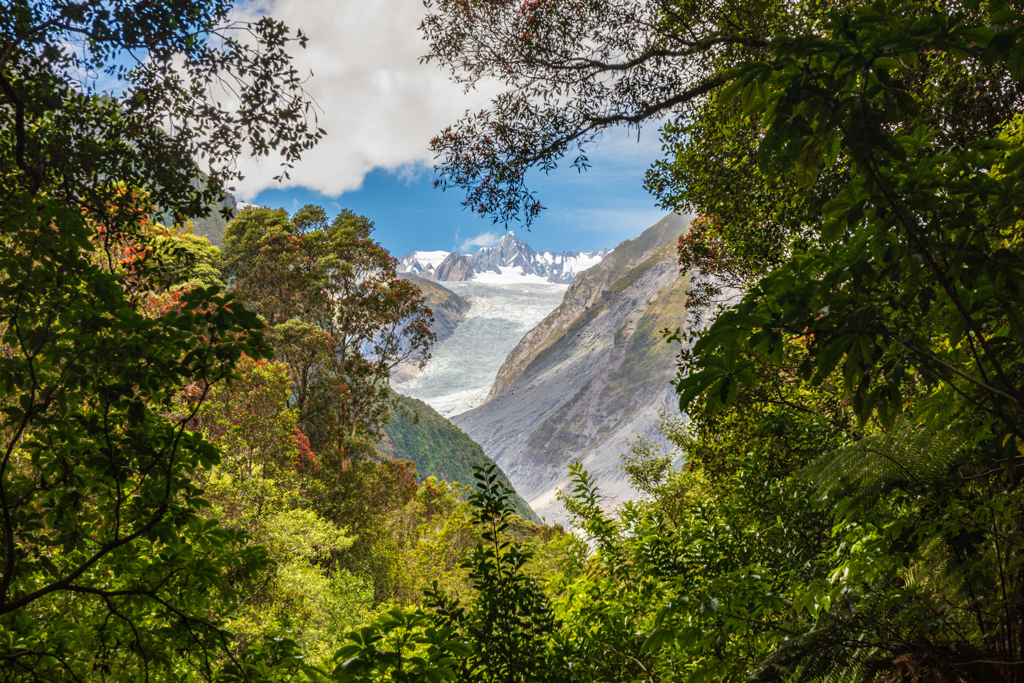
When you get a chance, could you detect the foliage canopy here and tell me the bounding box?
[0,0,322,678]
[418,0,1024,681]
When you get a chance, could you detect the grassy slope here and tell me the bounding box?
[382,393,541,523]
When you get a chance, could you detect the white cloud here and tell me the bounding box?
[230,0,499,199]
[459,231,501,252]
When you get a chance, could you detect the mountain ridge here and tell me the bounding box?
[430,252,475,281]
[399,233,609,285]
[484,215,687,402]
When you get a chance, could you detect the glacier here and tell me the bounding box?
[396,281,567,417]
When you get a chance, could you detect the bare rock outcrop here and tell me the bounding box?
[430,252,475,282]
[453,214,692,525]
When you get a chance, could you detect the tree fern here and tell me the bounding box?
[755,421,1019,683]
[750,590,912,683]
[798,419,969,517]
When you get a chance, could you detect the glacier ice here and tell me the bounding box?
[396,281,567,417]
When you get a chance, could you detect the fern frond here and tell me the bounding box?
[798,419,968,515]
[749,591,906,683]
[753,422,983,683]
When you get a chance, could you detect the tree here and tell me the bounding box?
[422,0,1024,429]
[326,466,568,683]
[197,356,373,669]
[150,227,228,293]
[0,192,270,681]
[1,0,321,218]
[221,205,438,605]
[222,205,436,476]
[1,0,321,679]
[419,0,790,224]
[199,356,315,522]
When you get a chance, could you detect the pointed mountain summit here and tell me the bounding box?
[469,231,534,274]
[398,232,609,284]
[469,231,609,284]
[431,252,475,281]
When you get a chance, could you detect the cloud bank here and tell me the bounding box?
[231,1,498,199]
[458,231,501,252]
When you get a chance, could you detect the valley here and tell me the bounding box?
[394,214,692,525]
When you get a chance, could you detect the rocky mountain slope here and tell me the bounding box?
[398,233,609,284]
[379,393,540,523]
[392,273,470,384]
[430,253,474,281]
[452,214,692,524]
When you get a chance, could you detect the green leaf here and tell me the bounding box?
[718,78,744,106]
[872,56,900,71]
[825,132,842,169]
[642,627,672,654]
[1007,43,1024,81]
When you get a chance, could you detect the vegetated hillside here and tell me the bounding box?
[454,213,691,524]
[380,392,540,523]
[160,189,236,246]
[392,273,470,383]
[188,194,235,246]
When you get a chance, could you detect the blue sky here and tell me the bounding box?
[77,1,673,257]
[245,130,669,257]
[224,0,672,258]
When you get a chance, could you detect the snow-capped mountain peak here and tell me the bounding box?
[397,250,451,278]
[398,234,609,285]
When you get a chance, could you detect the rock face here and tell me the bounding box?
[398,251,450,279]
[430,252,475,282]
[397,234,609,284]
[452,214,692,525]
[392,272,470,384]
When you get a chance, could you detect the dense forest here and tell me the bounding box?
[3,1,1024,682]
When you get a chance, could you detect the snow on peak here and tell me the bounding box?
[398,251,451,275]
[411,251,450,268]
[400,237,610,285]
[559,250,607,276]
[471,266,561,285]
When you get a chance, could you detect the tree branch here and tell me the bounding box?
[855,152,1022,406]
[903,342,1020,406]
[0,69,42,191]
